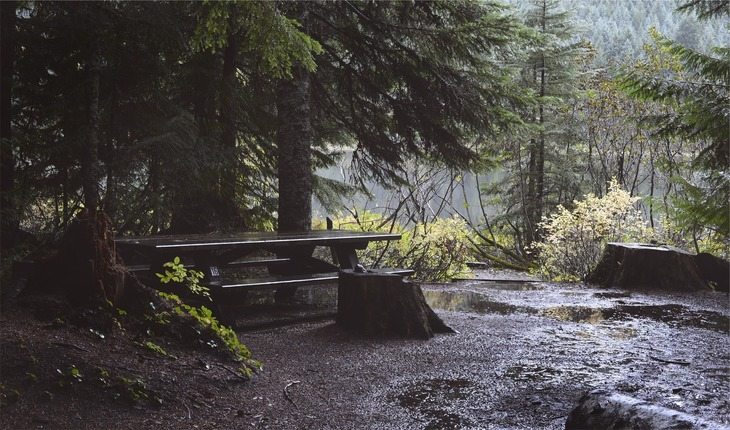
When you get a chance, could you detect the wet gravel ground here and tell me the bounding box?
[233,276,729,429]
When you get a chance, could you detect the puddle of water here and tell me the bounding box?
[594,291,632,299]
[505,364,560,382]
[607,326,639,339]
[424,290,527,315]
[540,306,608,324]
[468,282,544,291]
[426,289,727,334]
[541,304,728,333]
[559,291,591,297]
[613,304,729,333]
[393,378,476,430]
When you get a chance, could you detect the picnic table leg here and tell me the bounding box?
[187,252,237,324]
[334,246,359,270]
[271,245,317,302]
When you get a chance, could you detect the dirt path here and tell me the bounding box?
[1,278,728,429]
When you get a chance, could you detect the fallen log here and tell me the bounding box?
[586,243,709,291]
[337,270,454,339]
[565,390,730,430]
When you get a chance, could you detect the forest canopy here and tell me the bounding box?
[1,0,727,282]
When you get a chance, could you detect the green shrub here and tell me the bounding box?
[318,212,473,281]
[155,256,210,300]
[155,259,259,378]
[533,179,651,281]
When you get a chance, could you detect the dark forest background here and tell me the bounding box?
[1,0,727,281]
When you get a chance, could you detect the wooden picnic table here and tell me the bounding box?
[114,230,410,302]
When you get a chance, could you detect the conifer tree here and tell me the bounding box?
[275,0,528,231]
[489,0,591,250]
[619,0,729,239]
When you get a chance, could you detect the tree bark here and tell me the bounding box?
[219,21,241,229]
[587,243,709,291]
[276,5,313,233]
[1,1,17,250]
[82,34,102,210]
[27,210,126,307]
[337,271,454,339]
[276,65,313,232]
[695,252,729,292]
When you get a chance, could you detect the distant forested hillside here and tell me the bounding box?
[509,0,729,65]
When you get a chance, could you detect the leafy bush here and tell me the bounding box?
[156,256,210,300]
[155,259,259,377]
[533,179,651,281]
[157,292,260,378]
[318,212,473,281]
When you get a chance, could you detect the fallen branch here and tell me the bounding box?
[51,341,89,352]
[649,355,691,366]
[283,380,301,408]
[468,240,530,272]
[212,363,248,381]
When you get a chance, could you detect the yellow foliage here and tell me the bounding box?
[534,179,652,281]
[316,212,473,282]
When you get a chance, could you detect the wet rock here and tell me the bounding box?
[565,390,730,430]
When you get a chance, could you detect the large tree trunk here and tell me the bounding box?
[82,34,102,210]
[1,1,17,251]
[170,53,217,234]
[337,271,454,339]
[587,243,709,291]
[218,22,242,229]
[276,5,313,233]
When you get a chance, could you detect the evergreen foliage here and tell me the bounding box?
[558,0,730,64]
[619,2,729,241]
[272,1,531,231]
[2,0,727,278]
[479,0,592,258]
[675,0,730,20]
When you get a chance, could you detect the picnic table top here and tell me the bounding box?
[115,229,401,250]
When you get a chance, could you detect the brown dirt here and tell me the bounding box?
[1,279,728,430]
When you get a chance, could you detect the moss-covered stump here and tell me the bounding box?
[586,243,708,291]
[23,210,259,377]
[337,271,454,339]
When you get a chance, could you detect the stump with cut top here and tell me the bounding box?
[337,270,454,339]
[587,242,711,291]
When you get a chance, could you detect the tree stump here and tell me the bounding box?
[27,209,127,306]
[695,252,730,292]
[587,243,708,291]
[337,271,454,339]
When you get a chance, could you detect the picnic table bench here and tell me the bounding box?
[115,230,413,310]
